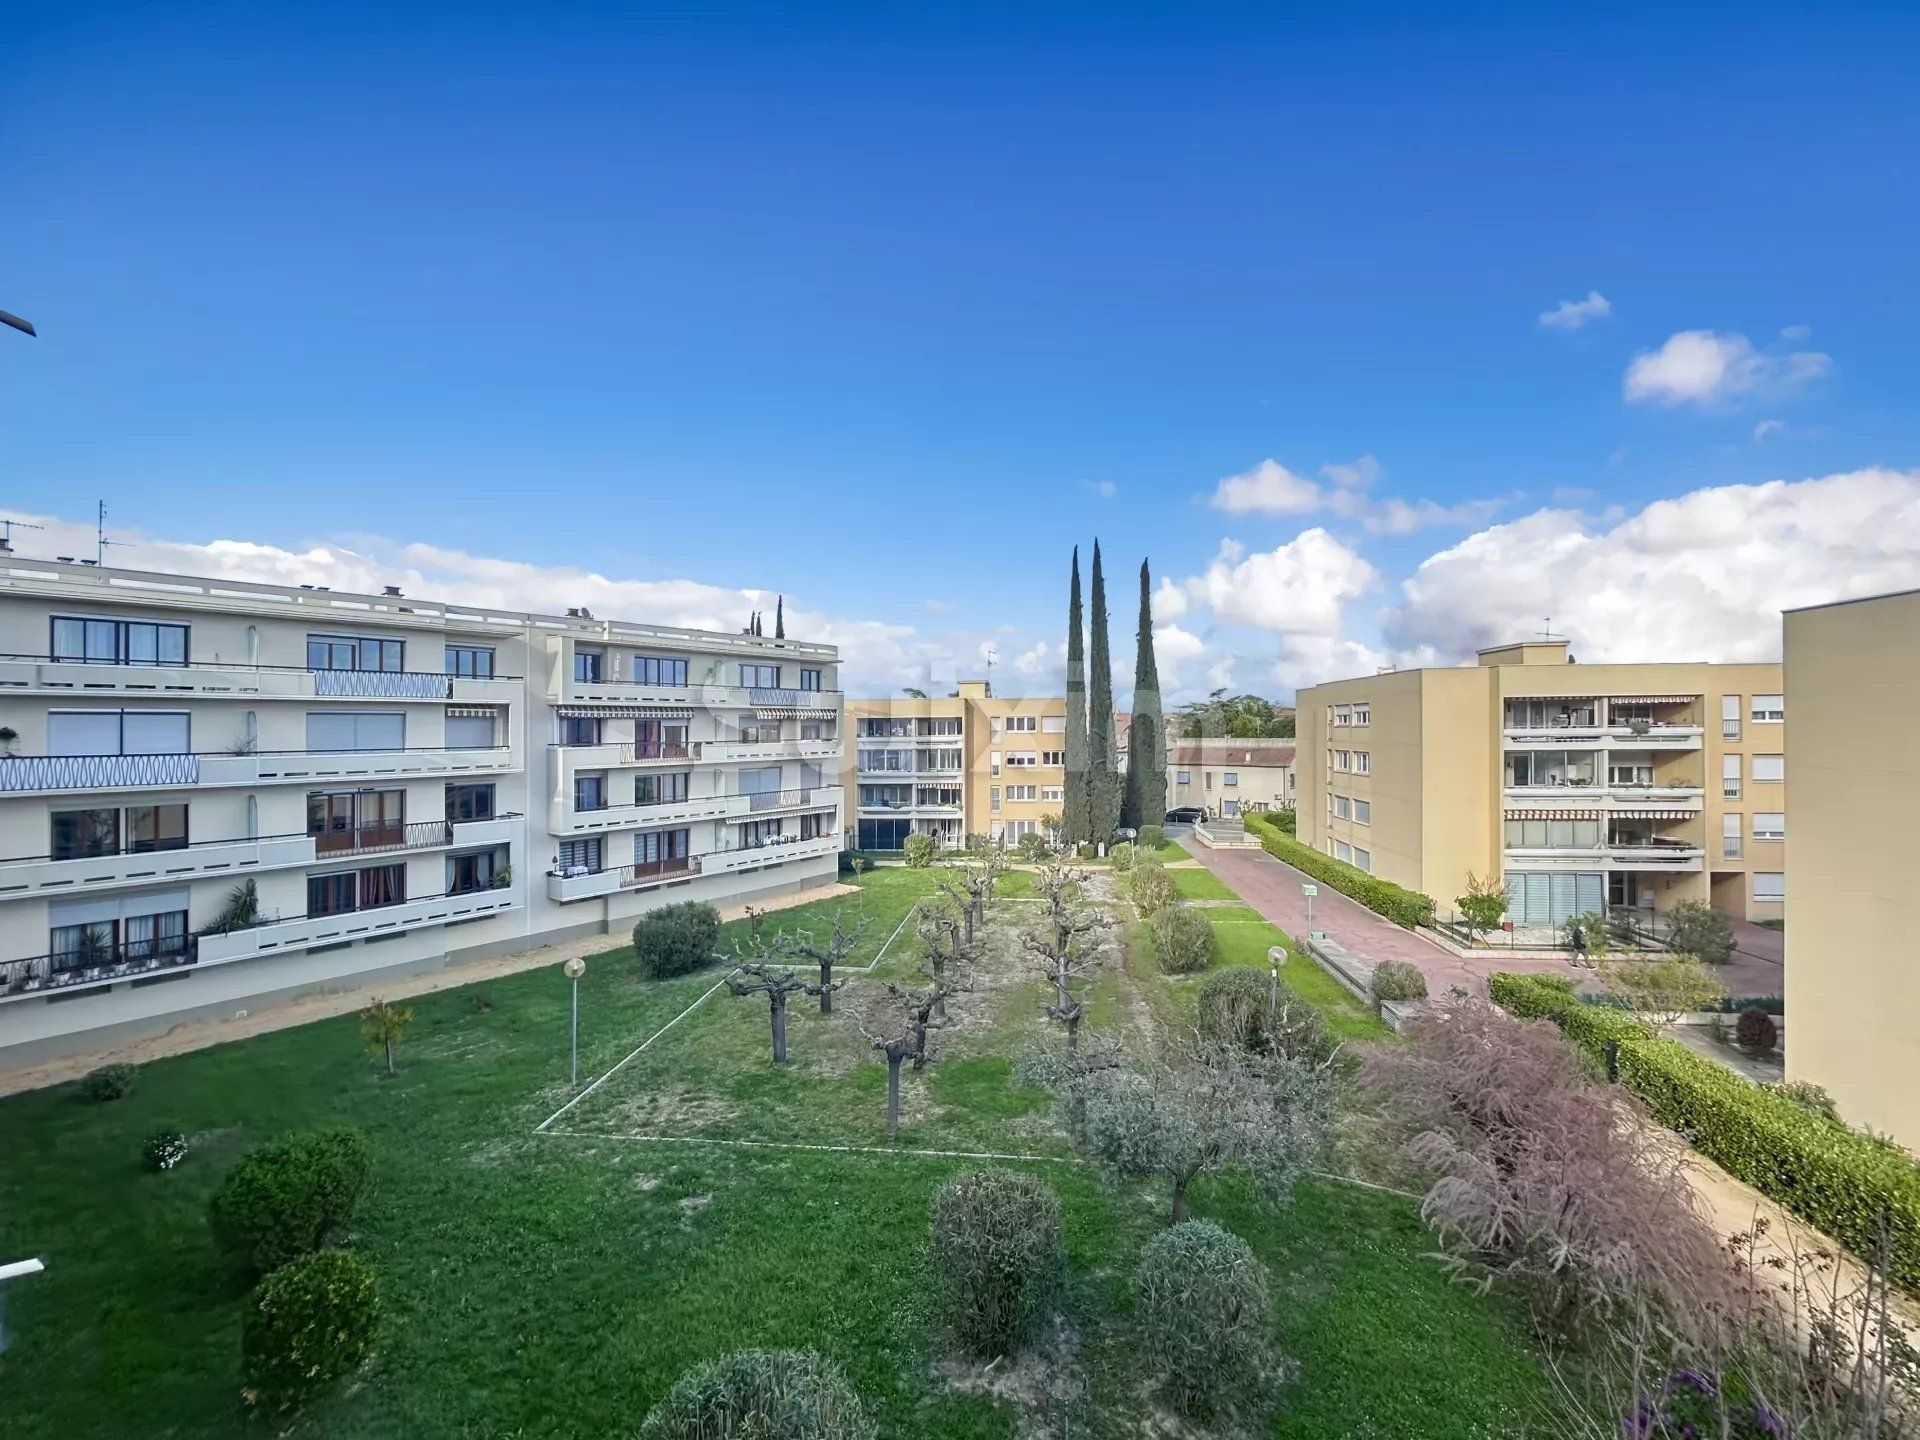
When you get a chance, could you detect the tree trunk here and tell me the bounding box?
[1170,1176,1190,1225]
[771,996,788,1063]
[1065,1011,1080,1057]
[818,967,833,1013]
[384,1038,395,1076]
[886,1055,903,1140]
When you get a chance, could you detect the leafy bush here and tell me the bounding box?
[1015,831,1050,863]
[638,1350,876,1440]
[144,1127,189,1172]
[209,1126,373,1273]
[1664,900,1735,966]
[1195,966,1337,1065]
[1564,911,1611,958]
[1134,1220,1276,1417]
[929,1170,1065,1356]
[1733,1006,1779,1054]
[1599,954,1726,1032]
[1241,811,1435,929]
[1766,1079,1840,1124]
[1149,902,1214,975]
[1369,959,1428,1004]
[1455,871,1508,941]
[1135,823,1164,851]
[902,833,937,868]
[1125,857,1175,916]
[241,1249,378,1409]
[80,1063,138,1102]
[1489,972,1920,1289]
[632,900,723,980]
[1107,839,1133,868]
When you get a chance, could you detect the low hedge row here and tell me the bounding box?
[1489,972,1920,1289]
[1241,812,1436,930]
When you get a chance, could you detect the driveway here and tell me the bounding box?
[1179,841,1572,996]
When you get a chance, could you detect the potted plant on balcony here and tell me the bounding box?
[199,878,261,936]
[0,725,16,756]
[492,865,513,889]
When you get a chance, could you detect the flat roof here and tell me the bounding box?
[1783,585,1920,615]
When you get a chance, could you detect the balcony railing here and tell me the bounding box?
[0,653,519,700]
[3,935,198,999]
[619,742,693,764]
[195,881,521,965]
[620,855,700,887]
[0,745,517,795]
[744,787,837,812]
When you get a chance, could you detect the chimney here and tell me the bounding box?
[384,585,403,598]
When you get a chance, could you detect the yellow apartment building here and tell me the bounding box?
[1783,589,1915,1147]
[843,682,1129,849]
[1297,641,1787,928]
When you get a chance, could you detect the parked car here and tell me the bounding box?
[1164,806,1206,825]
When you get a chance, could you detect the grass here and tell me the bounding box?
[0,864,1547,1438]
[1167,863,1236,900]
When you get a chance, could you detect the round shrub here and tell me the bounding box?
[80,1063,137,1102]
[638,1350,876,1440]
[1108,839,1134,868]
[1149,902,1214,975]
[144,1127,189,1172]
[1134,1220,1275,1417]
[1196,966,1336,1066]
[633,900,723,981]
[1015,832,1051,863]
[1734,1006,1779,1054]
[902,833,937,868]
[1136,824,1165,852]
[929,1169,1065,1355]
[209,1125,372,1273]
[1665,900,1735,966]
[1369,959,1429,1004]
[1126,858,1175,917]
[241,1249,378,1409]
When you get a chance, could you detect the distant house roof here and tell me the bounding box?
[1171,740,1295,768]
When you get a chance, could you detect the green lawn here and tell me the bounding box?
[1167,863,1237,901]
[0,865,1548,1438]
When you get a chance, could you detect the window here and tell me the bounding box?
[127,804,188,852]
[1353,799,1371,825]
[858,817,912,850]
[1223,771,1239,787]
[1353,703,1370,726]
[736,817,783,847]
[637,828,691,863]
[1333,750,1350,772]
[800,720,827,741]
[447,848,506,894]
[1352,847,1372,873]
[52,616,189,666]
[739,663,779,688]
[799,668,822,691]
[1721,754,1741,798]
[1721,694,1741,740]
[635,772,691,806]
[990,752,1001,777]
[1753,872,1785,902]
[737,766,783,798]
[48,709,190,756]
[446,784,496,823]
[308,863,406,916]
[1722,813,1743,859]
[1204,771,1214,790]
[1335,840,1352,863]
[633,655,688,686]
[307,634,404,673]
[1042,715,1066,733]
[1334,705,1351,726]
[1041,785,1064,803]
[557,836,603,872]
[558,715,602,747]
[1006,784,1037,801]
[1753,812,1785,840]
[1222,798,1240,815]
[1006,715,1038,732]
[1752,754,1785,783]
[1007,751,1037,768]
[1333,795,1350,819]
[990,786,1002,813]
[1175,769,1190,785]
[1751,694,1784,723]
[798,812,828,841]
[445,645,495,678]
[1352,752,1370,775]
[574,775,607,812]
[445,711,496,748]
[308,789,405,851]
[1041,750,1064,767]
[635,720,689,758]
[740,719,782,743]
[1503,817,1601,847]
[305,711,405,753]
[52,808,120,859]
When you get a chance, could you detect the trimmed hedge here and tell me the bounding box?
[209,1126,372,1274]
[1241,811,1435,930]
[1489,972,1920,1289]
[632,901,723,981]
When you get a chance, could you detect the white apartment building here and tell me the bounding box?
[0,556,843,1065]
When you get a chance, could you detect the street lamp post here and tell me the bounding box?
[0,311,36,338]
[564,957,587,1085]
[0,1258,45,1354]
[1301,882,1318,939]
[1268,947,1287,1016]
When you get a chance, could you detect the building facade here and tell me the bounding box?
[1168,740,1295,817]
[1297,641,1786,927]
[0,556,842,1065]
[1782,590,1913,1147]
[843,682,1129,849]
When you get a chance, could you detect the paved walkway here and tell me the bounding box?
[1179,842,1571,995]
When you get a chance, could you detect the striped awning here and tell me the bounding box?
[1613,806,1698,819]
[756,706,837,721]
[1506,807,1603,820]
[557,703,693,720]
[446,705,499,718]
[1611,695,1698,706]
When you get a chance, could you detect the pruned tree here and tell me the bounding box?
[860,981,952,1140]
[726,963,822,1064]
[935,848,1007,947]
[788,909,870,1014]
[1598,953,1727,1034]
[1023,861,1111,1056]
[913,897,971,1019]
[1056,1036,1337,1225]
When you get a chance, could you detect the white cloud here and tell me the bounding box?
[1181,530,1376,636]
[1538,291,1612,330]
[1780,324,1812,342]
[1623,330,1833,409]
[1753,419,1786,441]
[922,597,957,613]
[1320,454,1384,490]
[1209,458,1321,516]
[1272,634,1389,692]
[1151,575,1189,621]
[1012,640,1051,676]
[1150,623,1206,689]
[1364,495,1508,537]
[1381,468,1920,665]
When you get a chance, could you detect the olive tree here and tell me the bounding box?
[1599,954,1726,1034]
[1022,861,1111,1057]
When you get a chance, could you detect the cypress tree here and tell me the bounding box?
[1122,559,1166,832]
[1087,542,1121,843]
[1062,548,1089,845]
[774,595,785,639]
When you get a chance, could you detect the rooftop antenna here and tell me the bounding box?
[984,645,997,694]
[0,517,44,554]
[1538,617,1565,642]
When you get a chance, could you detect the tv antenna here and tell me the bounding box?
[93,500,133,566]
[0,517,44,550]
[1537,617,1565,642]
[984,645,997,692]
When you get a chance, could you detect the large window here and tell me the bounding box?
[445,645,494,678]
[574,648,604,682]
[635,720,689,758]
[1750,694,1784,723]
[52,616,188,666]
[308,789,406,852]
[307,634,404,672]
[633,655,688,686]
[736,818,783,847]
[446,783,496,823]
[1753,872,1785,902]
[574,775,607,811]
[447,848,506,895]
[559,716,602,747]
[445,711,497,748]
[52,807,120,859]
[1504,816,1602,848]
[739,663,779,688]
[1722,754,1742,798]
[1006,784,1037,801]
[636,828,691,863]
[1753,812,1785,840]
[859,817,911,851]
[636,772,692,806]
[308,863,406,916]
[799,668,822,691]
[53,803,188,858]
[1721,694,1741,740]
[48,709,190,756]
[556,837,603,873]
[1507,870,1605,926]
[305,711,405,752]
[738,766,783,796]
[1752,754,1785,783]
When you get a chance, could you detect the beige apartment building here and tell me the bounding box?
[0,555,843,1065]
[1168,740,1295,817]
[1783,589,1914,1147]
[843,682,1129,849]
[1297,641,1786,928]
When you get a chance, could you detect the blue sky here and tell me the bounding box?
[5,2,1919,698]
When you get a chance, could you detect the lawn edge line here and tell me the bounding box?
[536,1128,1079,1164]
[534,976,731,1132]
[1306,1168,1423,1200]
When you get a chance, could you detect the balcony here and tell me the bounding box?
[699,737,841,766]
[551,669,843,715]
[743,785,841,814]
[196,883,522,964]
[313,813,520,858]
[1503,723,1703,751]
[703,834,841,876]
[546,855,700,902]
[2,935,199,1003]
[1504,842,1705,874]
[0,746,518,797]
[550,790,745,836]
[0,654,518,705]
[0,832,317,901]
[1501,781,1703,809]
